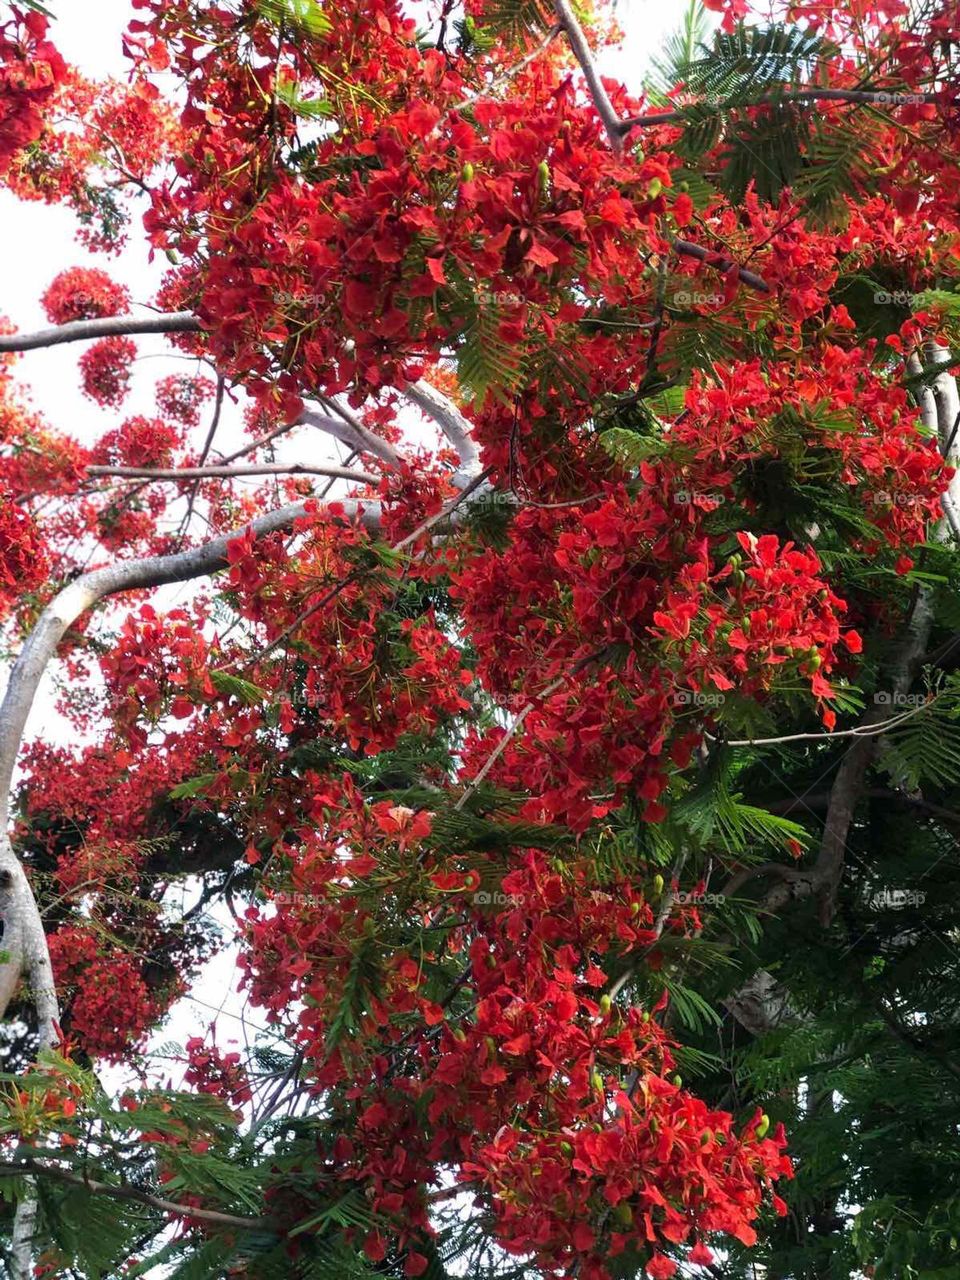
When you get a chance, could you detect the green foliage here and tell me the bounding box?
[256,0,332,36]
[457,303,526,405]
[680,23,824,100]
[475,0,555,40]
[644,0,714,105]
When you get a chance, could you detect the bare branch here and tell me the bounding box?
[0,1161,270,1230]
[403,380,481,474]
[671,238,771,294]
[0,311,201,353]
[87,462,379,485]
[553,0,624,152]
[303,402,405,470]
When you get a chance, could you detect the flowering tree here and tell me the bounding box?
[1,0,960,1276]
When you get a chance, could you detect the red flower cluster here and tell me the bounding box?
[93,414,183,468]
[78,335,136,407]
[0,10,65,171]
[47,927,162,1062]
[154,373,215,427]
[0,500,49,619]
[40,266,130,324]
[184,1035,252,1109]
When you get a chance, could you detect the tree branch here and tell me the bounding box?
[302,403,405,470]
[402,380,482,475]
[87,462,379,485]
[671,238,771,294]
[0,497,381,1031]
[552,0,624,152]
[620,87,948,130]
[0,312,201,352]
[0,1161,270,1230]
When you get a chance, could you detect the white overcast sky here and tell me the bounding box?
[0,0,690,1082]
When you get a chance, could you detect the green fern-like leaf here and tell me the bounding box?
[457,304,525,405]
[645,0,714,104]
[680,23,825,101]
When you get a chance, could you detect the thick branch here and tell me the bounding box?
[403,380,481,475]
[0,311,201,352]
[553,0,624,152]
[0,497,381,1042]
[87,462,379,485]
[0,499,380,830]
[302,404,405,470]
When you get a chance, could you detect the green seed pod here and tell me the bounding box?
[560,1140,574,1156]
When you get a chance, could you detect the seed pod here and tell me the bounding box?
[560,1140,574,1156]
